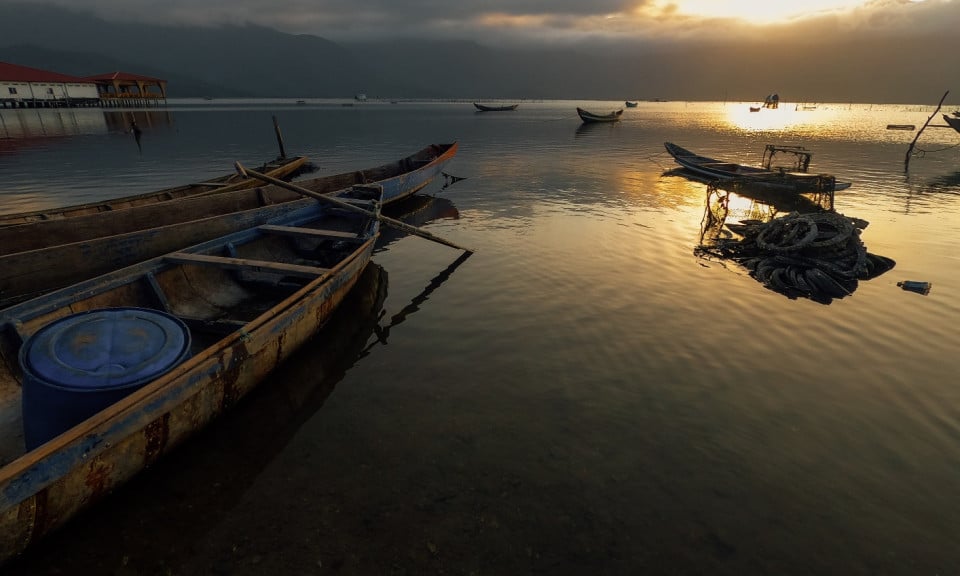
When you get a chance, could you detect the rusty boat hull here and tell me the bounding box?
[0,185,381,565]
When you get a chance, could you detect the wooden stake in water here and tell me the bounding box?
[904,90,949,172]
[272,115,286,160]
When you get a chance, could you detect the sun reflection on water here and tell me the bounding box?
[723,102,844,134]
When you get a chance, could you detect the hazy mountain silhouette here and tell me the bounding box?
[0,2,955,103]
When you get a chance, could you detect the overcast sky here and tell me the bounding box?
[7,0,957,46]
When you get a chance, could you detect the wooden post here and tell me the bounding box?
[272,115,287,159]
[905,90,949,172]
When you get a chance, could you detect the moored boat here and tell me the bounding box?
[576,107,623,123]
[0,155,309,227]
[473,103,519,112]
[663,142,852,191]
[943,113,960,135]
[625,101,638,108]
[0,184,383,566]
[0,143,458,309]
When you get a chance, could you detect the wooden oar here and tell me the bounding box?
[235,162,473,253]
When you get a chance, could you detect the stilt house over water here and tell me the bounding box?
[0,62,167,109]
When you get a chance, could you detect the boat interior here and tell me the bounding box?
[0,195,378,468]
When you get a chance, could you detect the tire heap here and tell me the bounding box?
[707,211,896,303]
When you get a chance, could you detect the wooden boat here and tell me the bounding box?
[664,142,852,191]
[0,143,458,308]
[943,114,960,135]
[0,155,309,227]
[0,184,382,566]
[576,107,623,123]
[473,103,518,112]
[625,101,638,108]
[749,106,762,112]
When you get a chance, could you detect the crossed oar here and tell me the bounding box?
[235,162,473,253]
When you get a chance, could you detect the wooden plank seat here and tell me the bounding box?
[165,252,330,278]
[258,224,365,241]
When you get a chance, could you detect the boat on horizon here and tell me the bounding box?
[473,102,519,112]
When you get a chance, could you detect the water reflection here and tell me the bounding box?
[697,184,896,304]
[722,102,844,134]
[0,108,174,139]
[664,167,834,214]
[0,108,175,155]
[574,121,618,139]
[377,194,461,251]
[102,110,175,133]
[364,250,472,353]
[919,169,960,192]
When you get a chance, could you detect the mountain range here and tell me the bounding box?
[0,2,955,104]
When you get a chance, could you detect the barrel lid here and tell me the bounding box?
[21,307,191,392]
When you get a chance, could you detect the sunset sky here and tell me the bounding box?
[10,0,955,45]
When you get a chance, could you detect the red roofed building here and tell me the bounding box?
[0,62,99,108]
[84,71,167,105]
[1,62,167,108]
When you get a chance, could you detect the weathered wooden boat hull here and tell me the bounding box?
[0,190,380,565]
[0,155,309,227]
[664,142,852,191]
[0,143,458,308]
[473,103,518,111]
[576,107,623,123]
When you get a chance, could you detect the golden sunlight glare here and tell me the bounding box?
[660,0,870,24]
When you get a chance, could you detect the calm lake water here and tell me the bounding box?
[2,99,960,575]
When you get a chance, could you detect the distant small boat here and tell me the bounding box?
[576,107,623,123]
[473,103,518,112]
[886,124,915,131]
[664,142,852,191]
[749,106,761,112]
[943,114,960,135]
[625,101,638,108]
[295,99,306,105]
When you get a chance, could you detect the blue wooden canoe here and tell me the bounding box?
[0,143,458,308]
[0,184,382,565]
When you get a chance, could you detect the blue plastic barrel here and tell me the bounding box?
[20,307,191,450]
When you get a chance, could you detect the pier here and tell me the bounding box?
[1,62,166,109]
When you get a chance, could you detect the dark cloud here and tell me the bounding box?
[4,0,957,46]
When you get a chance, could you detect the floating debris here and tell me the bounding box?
[697,187,895,303]
[897,280,932,295]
